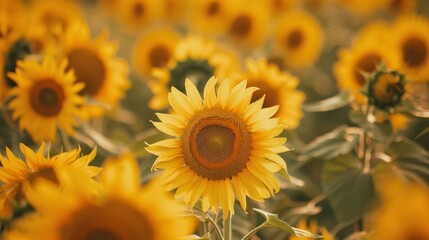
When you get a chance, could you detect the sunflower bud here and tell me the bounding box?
[367,71,405,110]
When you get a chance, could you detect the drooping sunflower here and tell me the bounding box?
[132,27,180,80]
[62,20,130,119]
[391,14,429,82]
[224,0,270,48]
[371,178,429,240]
[0,143,100,219]
[146,77,290,219]
[188,0,229,35]
[117,0,158,29]
[5,153,195,240]
[239,58,305,129]
[334,26,397,104]
[8,57,84,143]
[149,36,239,110]
[273,9,324,69]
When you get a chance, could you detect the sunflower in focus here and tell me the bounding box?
[224,0,269,48]
[0,143,100,219]
[5,153,195,240]
[189,0,229,35]
[8,57,84,143]
[117,0,158,29]
[146,77,290,218]
[62,21,130,119]
[334,24,397,105]
[290,219,334,240]
[391,15,429,82]
[273,9,324,69]
[132,27,180,80]
[370,178,429,240]
[240,58,305,129]
[149,36,239,110]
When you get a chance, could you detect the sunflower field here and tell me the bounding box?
[1,0,429,239]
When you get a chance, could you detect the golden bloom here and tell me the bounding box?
[290,219,334,240]
[132,27,180,79]
[149,36,239,110]
[8,57,84,143]
[146,77,290,219]
[224,0,269,48]
[189,0,229,35]
[62,21,130,119]
[391,14,429,82]
[371,178,429,240]
[0,143,100,219]
[117,0,158,29]
[273,9,324,69]
[386,0,416,14]
[240,58,305,129]
[5,154,195,240]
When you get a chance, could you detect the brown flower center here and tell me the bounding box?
[67,47,106,96]
[133,2,145,17]
[42,12,67,31]
[206,1,220,16]
[402,37,427,68]
[229,15,252,38]
[250,79,280,110]
[27,167,59,185]
[182,108,251,180]
[287,29,303,49]
[61,199,154,240]
[148,45,171,68]
[30,79,65,117]
[354,53,382,86]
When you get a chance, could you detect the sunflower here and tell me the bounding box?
[0,1,26,50]
[117,0,158,29]
[391,15,429,82]
[62,21,130,119]
[334,26,397,105]
[273,9,324,69]
[267,0,301,16]
[0,143,100,219]
[189,0,229,35]
[239,58,305,129]
[146,77,290,219]
[6,153,195,240]
[224,0,270,48]
[371,178,429,240]
[7,57,84,143]
[158,0,187,24]
[290,219,334,240]
[132,27,180,80]
[149,36,239,110]
[336,0,388,15]
[386,0,415,13]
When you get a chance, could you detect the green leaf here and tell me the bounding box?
[252,208,321,238]
[322,154,376,225]
[416,126,429,139]
[303,91,352,112]
[182,233,211,240]
[399,99,429,118]
[298,126,359,162]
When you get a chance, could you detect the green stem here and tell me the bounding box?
[241,223,266,240]
[363,106,371,173]
[224,213,232,240]
[207,215,223,240]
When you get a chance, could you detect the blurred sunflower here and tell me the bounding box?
[387,0,415,14]
[117,0,158,29]
[0,143,100,219]
[149,36,239,110]
[334,26,397,104]
[240,58,305,129]
[132,27,180,79]
[267,0,301,16]
[391,15,429,82]
[273,9,324,69]
[63,21,130,119]
[371,178,429,240]
[6,154,195,240]
[189,0,229,35]
[337,0,388,15]
[159,0,187,24]
[224,0,269,48]
[290,219,334,240]
[0,1,26,50]
[146,77,290,219]
[8,57,84,143]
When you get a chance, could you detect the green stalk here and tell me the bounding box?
[224,213,232,240]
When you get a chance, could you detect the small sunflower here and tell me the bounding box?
[146,77,290,219]
[334,27,397,104]
[62,21,130,119]
[368,71,405,110]
[240,58,305,129]
[391,14,429,82]
[0,143,100,219]
[189,0,229,35]
[117,0,158,29]
[224,0,269,48]
[7,153,195,240]
[8,57,84,143]
[371,178,429,240]
[132,27,180,80]
[149,36,239,110]
[273,9,324,69]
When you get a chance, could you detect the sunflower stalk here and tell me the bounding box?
[224,213,232,240]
